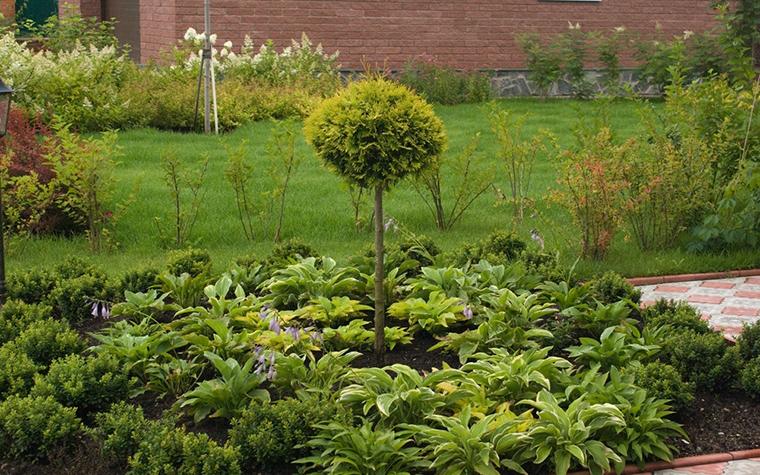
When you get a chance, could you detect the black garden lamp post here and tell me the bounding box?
[0,78,14,308]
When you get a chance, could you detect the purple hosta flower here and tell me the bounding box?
[285,326,300,342]
[254,363,264,375]
[90,301,111,319]
[310,331,324,345]
[463,305,474,320]
[260,303,271,319]
[530,229,545,250]
[268,317,281,335]
[267,366,277,381]
[384,218,394,232]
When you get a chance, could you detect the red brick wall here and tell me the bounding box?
[141,0,180,61]
[0,0,14,21]
[137,0,719,69]
[60,0,102,20]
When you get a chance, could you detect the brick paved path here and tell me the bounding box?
[638,276,760,340]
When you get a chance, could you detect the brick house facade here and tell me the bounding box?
[47,1,719,69]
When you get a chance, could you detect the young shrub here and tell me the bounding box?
[740,356,760,400]
[30,354,132,420]
[304,74,447,362]
[486,103,548,222]
[266,237,318,268]
[0,299,53,345]
[13,318,85,367]
[737,321,760,362]
[229,397,352,469]
[591,271,642,305]
[155,148,209,248]
[0,343,42,399]
[44,123,130,252]
[660,330,742,392]
[551,122,632,260]
[411,133,494,231]
[112,266,161,296]
[91,402,152,467]
[643,300,711,335]
[396,54,493,105]
[516,32,563,100]
[128,424,240,475]
[627,361,695,412]
[167,247,212,277]
[53,255,107,280]
[0,395,82,461]
[49,274,109,324]
[7,267,56,305]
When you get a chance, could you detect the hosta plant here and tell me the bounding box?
[285,295,373,327]
[295,420,429,475]
[144,356,204,399]
[176,351,270,422]
[270,350,361,400]
[482,288,557,328]
[262,257,361,309]
[519,390,624,475]
[388,290,468,335]
[431,308,553,363]
[404,265,482,303]
[340,364,472,428]
[461,347,573,406]
[566,325,660,370]
[406,405,530,475]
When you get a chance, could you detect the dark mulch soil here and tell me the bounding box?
[3,321,759,475]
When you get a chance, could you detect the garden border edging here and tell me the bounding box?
[626,269,760,286]
[561,448,760,475]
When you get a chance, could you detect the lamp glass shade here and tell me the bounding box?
[0,79,13,138]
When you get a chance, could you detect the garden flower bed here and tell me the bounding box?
[2,244,760,475]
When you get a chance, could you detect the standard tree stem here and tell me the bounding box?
[373,184,386,365]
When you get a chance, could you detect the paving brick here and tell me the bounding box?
[688,295,724,304]
[655,285,690,293]
[746,277,760,285]
[722,307,760,317]
[701,281,736,289]
[735,291,760,299]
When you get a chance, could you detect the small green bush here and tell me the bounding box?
[0,395,82,461]
[14,318,85,367]
[49,274,109,324]
[0,343,41,399]
[112,267,161,296]
[627,361,695,412]
[741,356,760,400]
[91,402,152,467]
[266,237,317,266]
[7,268,56,305]
[447,229,527,266]
[396,55,494,105]
[167,248,212,277]
[591,271,642,305]
[393,234,440,269]
[660,330,742,391]
[31,354,132,420]
[128,424,240,475]
[737,321,760,362]
[0,300,53,345]
[643,299,711,335]
[53,256,107,280]
[229,397,351,469]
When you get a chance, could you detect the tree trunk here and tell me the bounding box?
[373,184,386,366]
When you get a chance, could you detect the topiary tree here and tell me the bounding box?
[304,75,447,363]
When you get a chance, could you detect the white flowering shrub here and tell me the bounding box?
[0,31,143,131]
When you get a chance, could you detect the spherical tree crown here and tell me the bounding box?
[303,76,447,189]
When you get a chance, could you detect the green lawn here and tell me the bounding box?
[10,97,760,280]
